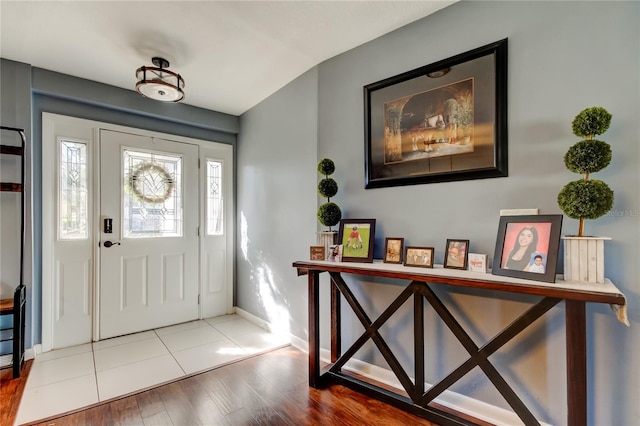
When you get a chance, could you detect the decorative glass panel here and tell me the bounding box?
[59,140,88,239]
[123,149,182,238]
[207,160,223,235]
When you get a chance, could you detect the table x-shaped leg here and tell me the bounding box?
[419,283,561,425]
[328,273,561,426]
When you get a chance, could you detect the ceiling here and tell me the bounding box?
[0,1,455,116]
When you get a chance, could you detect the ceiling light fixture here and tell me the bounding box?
[136,57,185,102]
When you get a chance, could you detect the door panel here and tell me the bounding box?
[42,113,94,350]
[53,256,91,348]
[99,130,199,339]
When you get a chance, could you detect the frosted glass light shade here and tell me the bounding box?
[135,57,185,102]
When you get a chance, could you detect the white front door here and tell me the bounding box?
[98,130,199,339]
[42,114,234,351]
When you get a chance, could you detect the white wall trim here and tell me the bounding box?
[25,346,36,361]
[233,307,273,332]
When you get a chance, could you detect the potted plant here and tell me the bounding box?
[316,158,342,255]
[557,106,613,283]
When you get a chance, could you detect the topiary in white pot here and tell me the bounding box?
[316,159,342,256]
[557,106,614,237]
[317,158,342,231]
[557,107,614,282]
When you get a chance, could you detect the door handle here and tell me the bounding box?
[103,241,121,248]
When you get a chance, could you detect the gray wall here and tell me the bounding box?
[237,67,319,337]
[237,1,639,425]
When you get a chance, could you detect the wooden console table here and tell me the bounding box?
[293,260,627,426]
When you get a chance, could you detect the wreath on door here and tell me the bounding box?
[127,162,175,204]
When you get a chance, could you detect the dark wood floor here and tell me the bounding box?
[3,346,441,426]
[1,359,33,426]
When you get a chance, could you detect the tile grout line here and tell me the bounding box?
[153,328,188,376]
[94,347,180,381]
[91,341,101,402]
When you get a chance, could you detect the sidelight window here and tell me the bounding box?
[206,160,224,235]
[59,139,88,240]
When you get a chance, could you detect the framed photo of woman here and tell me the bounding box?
[491,214,563,283]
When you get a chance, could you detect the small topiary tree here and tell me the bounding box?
[557,107,614,236]
[317,158,342,231]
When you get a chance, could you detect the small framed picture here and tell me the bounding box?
[328,244,343,262]
[467,253,489,273]
[383,238,404,264]
[310,246,325,261]
[404,246,434,268]
[491,214,563,283]
[338,219,376,263]
[444,239,469,270]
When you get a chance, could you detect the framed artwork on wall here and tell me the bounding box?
[364,39,508,189]
[444,239,469,270]
[338,219,376,263]
[491,215,563,283]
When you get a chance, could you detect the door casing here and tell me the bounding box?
[41,112,234,351]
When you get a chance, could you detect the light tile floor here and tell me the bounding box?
[15,314,290,425]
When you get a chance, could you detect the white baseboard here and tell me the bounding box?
[25,346,36,360]
[233,307,271,332]
[289,334,308,352]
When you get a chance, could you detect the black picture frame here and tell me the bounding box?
[364,39,508,189]
[338,219,376,263]
[383,237,404,264]
[444,239,469,270]
[491,215,563,283]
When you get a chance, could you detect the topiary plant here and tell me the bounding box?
[557,107,614,236]
[317,158,342,231]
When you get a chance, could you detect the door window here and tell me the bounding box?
[123,149,183,238]
[58,139,88,240]
[206,159,224,235]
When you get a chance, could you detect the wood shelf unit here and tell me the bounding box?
[0,125,28,378]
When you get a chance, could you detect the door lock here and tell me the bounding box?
[103,241,121,248]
